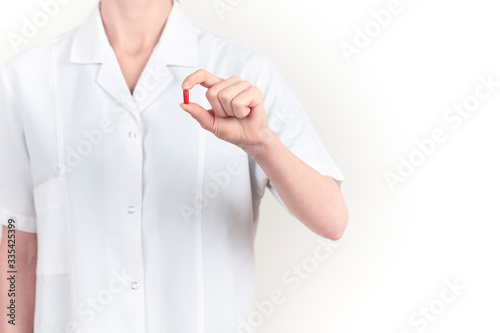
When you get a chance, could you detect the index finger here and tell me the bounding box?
[182,69,224,90]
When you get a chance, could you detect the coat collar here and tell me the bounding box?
[69,1,198,114]
[69,1,198,68]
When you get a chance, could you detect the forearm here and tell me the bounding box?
[180,70,348,239]
[245,131,349,240]
[0,226,37,332]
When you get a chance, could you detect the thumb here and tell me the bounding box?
[180,102,215,132]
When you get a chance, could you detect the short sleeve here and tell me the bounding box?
[249,56,344,210]
[0,67,37,233]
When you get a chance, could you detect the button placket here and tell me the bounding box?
[121,102,146,324]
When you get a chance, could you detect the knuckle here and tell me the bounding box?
[206,89,217,100]
[232,105,241,116]
[252,86,263,97]
[218,91,232,103]
[231,96,243,107]
[235,107,248,119]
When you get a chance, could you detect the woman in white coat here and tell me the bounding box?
[0,0,348,332]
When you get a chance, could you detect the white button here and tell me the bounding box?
[127,206,136,214]
[130,282,139,290]
[129,131,136,138]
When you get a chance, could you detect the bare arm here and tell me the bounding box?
[181,70,349,240]
[246,132,348,240]
[0,225,37,332]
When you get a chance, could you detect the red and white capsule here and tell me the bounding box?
[183,89,189,104]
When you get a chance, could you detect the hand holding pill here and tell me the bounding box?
[180,70,273,152]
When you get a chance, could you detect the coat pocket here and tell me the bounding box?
[33,177,70,275]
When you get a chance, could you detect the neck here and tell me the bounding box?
[100,0,173,56]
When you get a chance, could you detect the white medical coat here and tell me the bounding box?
[0,2,344,332]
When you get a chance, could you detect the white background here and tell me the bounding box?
[1,0,499,332]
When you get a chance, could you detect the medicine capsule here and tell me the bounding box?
[183,89,189,104]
